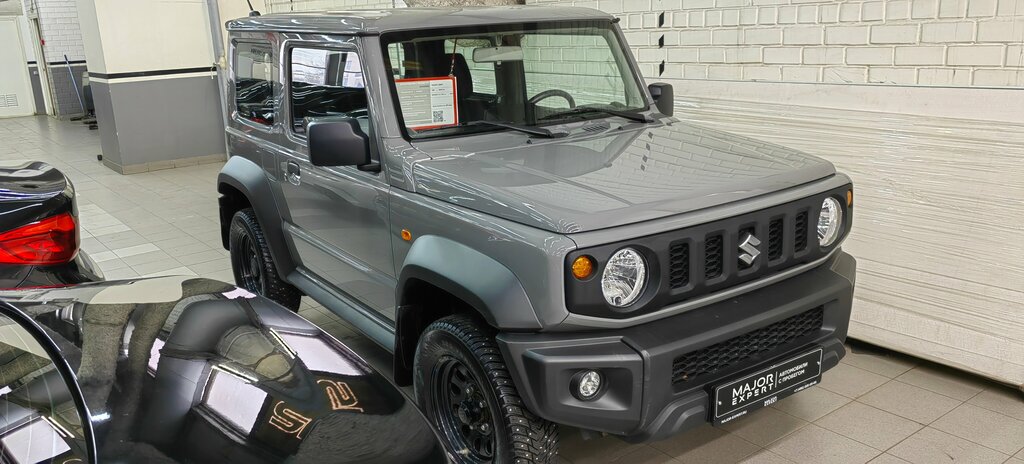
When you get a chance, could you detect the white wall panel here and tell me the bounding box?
[91,0,214,74]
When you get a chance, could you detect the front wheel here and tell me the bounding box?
[414,314,558,464]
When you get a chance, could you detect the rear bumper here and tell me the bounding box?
[497,250,855,442]
[0,250,104,289]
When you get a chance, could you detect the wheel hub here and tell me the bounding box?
[433,358,496,462]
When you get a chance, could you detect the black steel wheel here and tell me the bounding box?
[434,357,495,462]
[228,208,301,311]
[415,314,558,464]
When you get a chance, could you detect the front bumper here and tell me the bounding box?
[497,250,856,442]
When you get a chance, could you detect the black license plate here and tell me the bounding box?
[712,348,822,425]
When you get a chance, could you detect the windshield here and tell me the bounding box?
[382,21,648,138]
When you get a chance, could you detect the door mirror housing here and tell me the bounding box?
[648,83,674,117]
[307,118,379,172]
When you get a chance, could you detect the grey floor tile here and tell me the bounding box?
[143,266,196,278]
[768,424,880,464]
[815,401,922,450]
[104,268,141,280]
[121,250,176,266]
[866,454,910,464]
[894,366,987,401]
[771,385,851,422]
[89,250,118,263]
[929,403,1024,455]
[649,424,761,462]
[131,259,187,276]
[721,406,808,446]
[739,450,795,464]
[187,258,232,275]
[817,362,890,399]
[966,386,1024,421]
[97,258,131,272]
[596,445,678,464]
[1007,457,1024,464]
[177,249,228,266]
[887,427,1008,464]
[841,344,917,379]
[112,243,161,258]
[858,380,962,424]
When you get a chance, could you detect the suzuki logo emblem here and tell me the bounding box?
[738,233,761,266]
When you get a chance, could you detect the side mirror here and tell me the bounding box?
[307,118,379,172]
[648,83,674,117]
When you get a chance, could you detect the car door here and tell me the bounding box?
[275,40,398,321]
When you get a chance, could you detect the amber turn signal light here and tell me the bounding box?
[571,256,595,280]
[401,229,412,241]
[846,189,853,207]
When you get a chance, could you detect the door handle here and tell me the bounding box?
[286,161,301,186]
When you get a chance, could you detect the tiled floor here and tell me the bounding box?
[2,115,1022,464]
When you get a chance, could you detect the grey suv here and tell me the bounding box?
[218,6,856,463]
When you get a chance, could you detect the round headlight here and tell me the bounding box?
[601,248,647,308]
[818,197,843,246]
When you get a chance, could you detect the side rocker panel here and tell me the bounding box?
[217,156,297,279]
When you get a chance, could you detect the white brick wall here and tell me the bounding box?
[33,0,86,62]
[261,0,1021,87]
[531,0,1024,87]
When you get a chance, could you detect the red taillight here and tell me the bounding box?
[0,213,79,265]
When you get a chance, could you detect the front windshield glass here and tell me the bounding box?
[382,21,648,138]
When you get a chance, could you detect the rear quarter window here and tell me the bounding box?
[234,41,278,126]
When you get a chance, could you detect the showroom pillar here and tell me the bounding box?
[75,0,226,174]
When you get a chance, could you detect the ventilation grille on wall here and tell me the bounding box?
[0,94,18,108]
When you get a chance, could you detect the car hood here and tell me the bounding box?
[410,120,835,233]
[0,277,447,463]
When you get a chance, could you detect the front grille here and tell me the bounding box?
[563,185,850,319]
[768,218,784,260]
[704,234,723,280]
[671,306,824,385]
[794,212,808,252]
[669,241,690,288]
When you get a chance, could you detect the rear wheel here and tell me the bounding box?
[228,208,301,310]
[415,314,558,463]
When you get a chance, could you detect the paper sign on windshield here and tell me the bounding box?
[395,76,459,130]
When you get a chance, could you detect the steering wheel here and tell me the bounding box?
[527,89,576,109]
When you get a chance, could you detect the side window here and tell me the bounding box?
[290,47,368,134]
[234,42,278,126]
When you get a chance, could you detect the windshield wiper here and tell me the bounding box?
[468,120,568,138]
[540,107,653,123]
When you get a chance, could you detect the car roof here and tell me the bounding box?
[226,6,615,35]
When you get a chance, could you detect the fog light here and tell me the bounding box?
[572,370,603,401]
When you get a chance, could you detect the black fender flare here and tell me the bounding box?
[217,156,296,278]
[393,236,542,384]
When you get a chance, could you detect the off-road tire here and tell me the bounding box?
[414,314,558,463]
[228,208,301,311]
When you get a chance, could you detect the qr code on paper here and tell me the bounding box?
[432,110,445,123]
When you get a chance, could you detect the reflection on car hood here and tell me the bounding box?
[0,276,447,463]
[411,119,835,233]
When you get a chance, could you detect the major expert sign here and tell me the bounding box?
[712,348,822,425]
[395,76,458,130]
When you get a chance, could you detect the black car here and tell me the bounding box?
[0,276,448,463]
[0,161,101,289]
